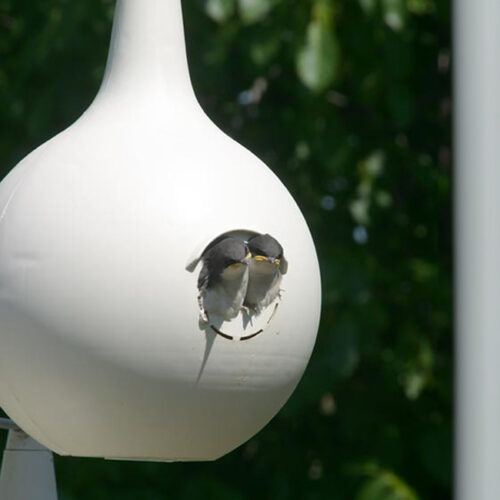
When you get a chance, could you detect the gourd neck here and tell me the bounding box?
[97,0,195,101]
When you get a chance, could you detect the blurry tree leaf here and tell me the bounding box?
[375,190,392,208]
[361,150,385,178]
[205,0,235,23]
[382,0,406,31]
[401,338,434,400]
[356,467,419,500]
[250,36,281,66]
[407,0,435,15]
[403,370,426,400]
[296,20,340,93]
[350,198,370,225]
[312,0,336,24]
[238,0,274,24]
[350,151,386,225]
[410,259,437,283]
[359,0,378,15]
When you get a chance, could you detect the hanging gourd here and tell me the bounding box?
[0,0,321,460]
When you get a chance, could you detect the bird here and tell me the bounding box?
[197,237,251,323]
[244,233,286,314]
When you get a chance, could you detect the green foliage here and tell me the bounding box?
[238,0,276,25]
[354,464,419,500]
[382,0,406,32]
[0,0,451,498]
[205,0,236,23]
[296,10,340,92]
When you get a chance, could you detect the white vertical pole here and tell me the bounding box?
[454,1,500,499]
[0,428,58,500]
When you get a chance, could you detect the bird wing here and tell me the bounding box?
[200,234,230,258]
[197,261,210,292]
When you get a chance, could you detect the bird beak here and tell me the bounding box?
[242,252,251,264]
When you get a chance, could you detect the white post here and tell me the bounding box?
[454,1,500,498]
[0,427,58,500]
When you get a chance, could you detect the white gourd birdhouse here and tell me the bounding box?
[0,0,321,461]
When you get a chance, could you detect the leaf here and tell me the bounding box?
[403,370,426,400]
[238,0,274,24]
[400,338,435,400]
[349,151,386,225]
[350,198,370,225]
[296,21,340,93]
[407,0,435,15]
[250,36,281,66]
[382,0,406,31]
[356,469,420,500]
[359,0,378,14]
[361,150,385,178]
[375,190,392,208]
[410,258,437,283]
[205,0,236,23]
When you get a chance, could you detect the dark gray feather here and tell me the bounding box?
[247,233,283,260]
[198,237,248,289]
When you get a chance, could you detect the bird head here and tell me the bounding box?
[202,238,250,281]
[247,233,284,268]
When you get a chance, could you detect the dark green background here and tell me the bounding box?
[0,0,451,498]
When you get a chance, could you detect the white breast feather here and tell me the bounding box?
[245,260,282,313]
[201,265,249,321]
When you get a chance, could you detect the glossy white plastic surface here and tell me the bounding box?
[0,0,321,460]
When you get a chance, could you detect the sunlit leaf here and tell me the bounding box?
[361,150,385,178]
[382,0,406,31]
[350,198,370,225]
[403,370,426,400]
[356,468,420,500]
[238,0,273,24]
[296,21,340,93]
[400,338,434,400]
[205,0,235,23]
